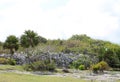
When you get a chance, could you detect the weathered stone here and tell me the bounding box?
[0,52,98,68]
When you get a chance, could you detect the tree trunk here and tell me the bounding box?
[10,48,14,58]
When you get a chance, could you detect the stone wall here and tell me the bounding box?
[0,52,97,68]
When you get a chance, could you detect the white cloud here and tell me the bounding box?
[0,0,120,43]
[42,0,119,39]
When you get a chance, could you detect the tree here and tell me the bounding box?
[3,35,19,55]
[0,41,3,52]
[39,36,47,43]
[69,34,91,42]
[20,30,40,64]
[20,30,39,48]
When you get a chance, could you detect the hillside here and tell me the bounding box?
[0,33,120,69]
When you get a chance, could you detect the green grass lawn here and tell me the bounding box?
[0,73,86,82]
[0,65,85,82]
[0,65,120,82]
[0,73,120,82]
[0,65,24,71]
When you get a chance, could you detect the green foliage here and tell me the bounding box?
[70,55,94,69]
[1,33,120,69]
[98,61,109,70]
[92,61,109,73]
[0,42,3,53]
[98,42,120,68]
[39,36,47,43]
[0,58,8,64]
[7,58,16,65]
[23,60,56,71]
[0,58,16,65]
[79,65,85,70]
[70,60,80,69]
[69,34,91,41]
[23,64,32,71]
[92,64,100,73]
[20,30,40,48]
[3,35,19,55]
[26,34,120,69]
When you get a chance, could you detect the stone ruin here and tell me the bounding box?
[0,52,97,68]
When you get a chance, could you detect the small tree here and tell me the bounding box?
[20,30,39,48]
[20,30,40,63]
[3,35,19,56]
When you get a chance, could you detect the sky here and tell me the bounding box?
[0,0,120,44]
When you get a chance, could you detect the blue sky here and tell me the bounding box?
[0,0,120,44]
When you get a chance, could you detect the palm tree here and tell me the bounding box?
[20,30,40,63]
[3,35,19,56]
[20,30,39,48]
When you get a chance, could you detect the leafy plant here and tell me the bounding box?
[92,64,99,73]
[0,58,8,64]
[79,65,85,70]
[3,35,19,55]
[91,61,109,73]
[23,60,56,71]
[7,58,16,65]
[20,30,39,48]
[70,55,93,69]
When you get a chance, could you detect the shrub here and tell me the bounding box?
[7,58,16,65]
[70,56,91,69]
[23,60,56,71]
[79,65,85,70]
[92,64,99,73]
[32,61,46,71]
[70,60,80,69]
[91,61,109,73]
[0,58,8,64]
[46,63,56,71]
[23,64,32,71]
[98,61,109,70]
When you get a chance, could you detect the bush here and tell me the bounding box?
[70,56,91,69]
[32,61,46,71]
[0,58,8,64]
[79,65,85,70]
[91,61,109,73]
[98,61,109,70]
[23,64,32,71]
[92,64,99,73]
[46,63,56,71]
[70,60,80,69]
[23,60,56,71]
[7,58,16,65]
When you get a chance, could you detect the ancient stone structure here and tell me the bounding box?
[0,52,97,68]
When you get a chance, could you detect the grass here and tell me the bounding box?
[0,65,24,71]
[0,73,120,82]
[0,65,86,82]
[0,65,120,82]
[0,73,86,82]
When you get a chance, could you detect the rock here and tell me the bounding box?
[0,52,97,68]
[62,68,70,73]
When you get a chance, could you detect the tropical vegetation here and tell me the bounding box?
[0,30,120,71]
